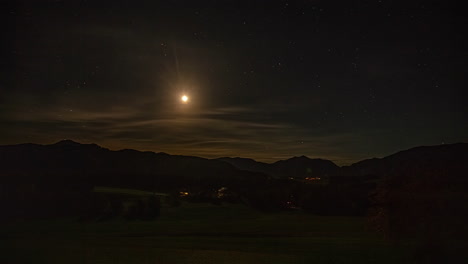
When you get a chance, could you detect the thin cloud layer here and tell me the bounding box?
[1,98,366,164]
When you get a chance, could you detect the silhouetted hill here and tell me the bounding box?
[339,143,468,179]
[271,156,339,178]
[330,143,468,214]
[0,140,268,193]
[362,143,468,242]
[217,157,271,175]
[2,141,466,189]
[217,155,339,179]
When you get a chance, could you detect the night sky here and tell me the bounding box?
[2,1,466,164]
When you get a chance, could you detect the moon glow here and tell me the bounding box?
[181,95,189,103]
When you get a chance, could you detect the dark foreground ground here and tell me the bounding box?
[0,203,426,264]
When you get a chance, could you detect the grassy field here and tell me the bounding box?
[0,203,413,264]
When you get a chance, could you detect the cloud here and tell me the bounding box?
[0,91,384,165]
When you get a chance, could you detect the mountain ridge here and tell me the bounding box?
[1,140,467,219]
[1,140,467,183]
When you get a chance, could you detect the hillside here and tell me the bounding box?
[0,140,268,192]
[217,155,339,179]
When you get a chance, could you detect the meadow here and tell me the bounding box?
[1,203,412,264]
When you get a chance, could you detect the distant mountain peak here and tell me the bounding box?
[52,140,103,150]
[289,155,310,160]
[219,157,257,162]
[53,139,82,146]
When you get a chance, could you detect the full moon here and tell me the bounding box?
[181,95,189,103]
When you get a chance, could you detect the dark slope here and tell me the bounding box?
[271,156,339,178]
[360,143,468,241]
[0,140,268,192]
[2,141,466,188]
[217,155,339,179]
[339,143,468,179]
[216,157,271,175]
